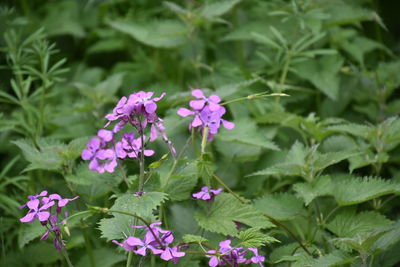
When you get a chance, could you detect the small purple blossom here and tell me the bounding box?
[19,192,78,251]
[115,133,155,159]
[113,222,185,263]
[177,89,234,141]
[192,186,222,201]
[205,240,266,267]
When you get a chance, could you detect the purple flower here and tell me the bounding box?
[20,199,55,223]
[192,186,222,200]
[48,194,79,207]
[206,240,254,267]
[115,133,154,159]
[206,250,219,267]
[190,89,221,111]
[248,248,265,266]
[177,90,234,140]
[160,246,185,263]
[82,129,117,173]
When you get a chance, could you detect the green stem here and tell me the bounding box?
[61,248,74,267]
[201,127,209,154]
[126,251,133,267]
[276,54,291,104]
[83,229,96,267]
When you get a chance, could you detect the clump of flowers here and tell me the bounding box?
[82,91,175,173]
[113,222,185,264]
[206,240,265,267]
[20,191,79,250]
[192,186,222,201]
[177,89,235,140]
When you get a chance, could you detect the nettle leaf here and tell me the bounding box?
[13,138,65,172]
[199,0,241,19]
[327,210,392,238]
[216,119,279,151]
[249,142,355,181]
[372,221,400,251]
[330,176,400,206]
[306,250,353,267]
[294,55,343,100]
[62,137,90,160]
[237,228,279,248]
[108,19,188,48]
[18,220,45,248]
[98,192,168,241]
[66,163,123,198]
[195,193,274,236]
[294,175,333,205]
[162,161,198,201]
[253,193,305,221]
[197,153,216,185]
[182,234,208,244]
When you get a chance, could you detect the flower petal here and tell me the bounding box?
[177,108,194,117]
[222,119,235,130]
[190,100,206,110]
[192,89,205,99]
[20,211,37,223]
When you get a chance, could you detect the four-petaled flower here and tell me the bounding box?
[192,186,222,201]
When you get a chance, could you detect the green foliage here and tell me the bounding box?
[182,234,208,244]
[238,228,279,248]
[195,193,274,236]
[98,192,168,241]
[253,193,305,221]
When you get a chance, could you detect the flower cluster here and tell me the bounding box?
[177,89,235,140]
[206,240,265,267]
[82,91,175,173]
[20,191,79,250]
[113,222,185,263]
[192,186,222,201]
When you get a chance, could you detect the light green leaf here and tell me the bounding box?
[199,0,241,19]
[77,248,125,267]
[195,193,274,236]
[18,220,45,248]
[254,193,305,221]
[182,234,208,244]
[327,210,392,238]
[294,175,333,205]
[108,19,188,48]
[238,228,279,248]
[217,119,279,150]
[294,55,343,100]
[98,192,168,241]
[13,138,65,172]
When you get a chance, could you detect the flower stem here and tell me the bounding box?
[61,247,74,267]
[126,251,134,267]
[212,174,249,204]
[201,127,209,154]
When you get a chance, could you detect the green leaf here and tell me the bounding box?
[216,119,279,150]
[199,0,241,19]
[165,175,198,201]
[307,250,353,267]
[182,234,208,244]
[294,55,343,100]
[195,193,274,236]
[98,192,168,241]
[329,176,400,206]
[18,220,45,248]
[108,19,188,48]
[196,154,215,185]
[238,228,279,248]
[66,163,123,198]
[12,138,65,172]
[253,193,305,221]
[294,175,333,205]
[327,210,392,238]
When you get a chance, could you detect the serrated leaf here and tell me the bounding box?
[217,119,279,151]
[195,193,274,236]
[327,210,392,238]
[254,193,305,221]
[165,175,198,201]
[307,250,353,267]
[108,19,188,48]
[18,220,45,248]
[238,228,279,248]
[182,234,208,244]
[13,138,65,172]
[98,192,168,241]
[199,0,241,19]
[294,55,343,100]
[294,175,333,205]
[331,177,400,206]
